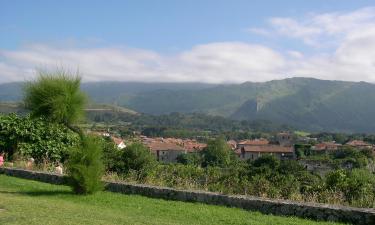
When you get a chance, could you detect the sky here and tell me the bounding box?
[1,0,375,83]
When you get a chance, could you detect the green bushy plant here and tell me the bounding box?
[66,135,104,194]
[101,137,123,172]
[120,142,156,179]
[0,114,79,162]
[24,69,86,126]
[176,152,202,166]
[201,137,234,167]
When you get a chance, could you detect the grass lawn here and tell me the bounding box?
[0,175,344,225]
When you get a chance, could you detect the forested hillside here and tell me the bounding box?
[1,78,375,132]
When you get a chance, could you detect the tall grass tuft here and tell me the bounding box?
[24,68,86,126]
[66,135,104,194]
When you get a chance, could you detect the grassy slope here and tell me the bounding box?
[0,175,343,225]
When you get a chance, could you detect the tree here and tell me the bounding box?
[24,69,86,128]
[201,137,233,167]
[23,69,104,195]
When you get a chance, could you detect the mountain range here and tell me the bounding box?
[1,77,375,133]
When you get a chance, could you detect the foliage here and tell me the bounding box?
[101,136,123,172]
[294,144,311,158]
[201,137,235,167]
[176,152,202,166]
[330,147,373,169]
[325,169,375,207]
[23,69,86,126]
[86,110,290,139]
[119,142,156,178]
[0,113,79,162]
[66,135,104,194]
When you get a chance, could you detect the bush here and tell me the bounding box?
[325,169,375,207]
[345,169,375,207]
[101,137,123,172]
[248,154,280,177]
[120,142,156,178]
[0,114,79,162]
[176,152,202,166]
[66,135,104,194]
[201,137,234,167]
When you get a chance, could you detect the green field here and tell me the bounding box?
[0,175,344,225]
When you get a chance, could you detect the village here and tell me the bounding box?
[94,131,375,164]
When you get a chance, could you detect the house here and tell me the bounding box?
[239,145,294,160]
[345,140,373,149]
[146,141,187,163]
[182,140,206,152]
[111,137,126,149]
[277,132,293,146]
[227,140,237,150]
[237,138,269,148]
[312,142,342,152]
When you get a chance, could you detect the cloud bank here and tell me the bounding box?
[1,7,375,83]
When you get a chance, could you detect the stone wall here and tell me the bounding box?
[0,167,66,184]
[1,167,374,225]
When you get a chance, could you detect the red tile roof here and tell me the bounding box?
[242,145,293,153]
[142,137,205,152]
[313,142,341,151]
[238,139,269,146]
[227,140,237,149]
[146,142,186,152]
[346,140,371,147]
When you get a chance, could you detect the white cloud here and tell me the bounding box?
[0,42,287,83]
[1,7,375,84]
[262,7,375,47]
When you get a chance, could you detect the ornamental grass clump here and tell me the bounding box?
[66,135,104,194]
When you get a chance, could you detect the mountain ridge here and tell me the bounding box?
[1,77,375,132]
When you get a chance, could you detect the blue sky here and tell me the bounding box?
[1,0,375,83]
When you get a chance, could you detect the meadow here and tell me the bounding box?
[0,175,344,225]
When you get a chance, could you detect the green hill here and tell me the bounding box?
[1,78,375,132]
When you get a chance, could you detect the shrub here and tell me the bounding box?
[325,169,375,207]
[101,137,123,172]
[0,114,79,162]
[345,169,375,207]
[201,137,234,167]
[120,142,156,178]
[248,154,280,177]
[176,152,202,166]
[66,135,104,194]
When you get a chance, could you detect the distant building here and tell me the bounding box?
[111,137,126,149]
[147,142,187,163]
[237,139,269,148]
[312,142,341,152]
[277,132,293,146]
[227,140,237,150]
[239,145,294,160]
[345,140,373,149]
[182,141,207,152]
